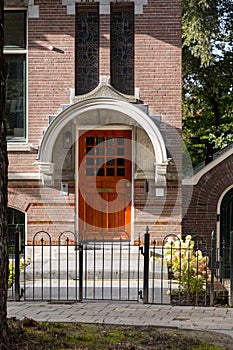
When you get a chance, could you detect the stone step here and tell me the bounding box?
[24,260,167,280]
[22,245,167,280]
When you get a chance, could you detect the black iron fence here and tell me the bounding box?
[8,229,141,303]
[7,227,233,306]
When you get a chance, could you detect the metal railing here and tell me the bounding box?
[7,227,233,306]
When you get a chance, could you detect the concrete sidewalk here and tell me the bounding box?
[7,301,233,339]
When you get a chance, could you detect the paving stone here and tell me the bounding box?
[7,301,233,339]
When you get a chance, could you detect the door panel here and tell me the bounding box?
[78,130,132,240]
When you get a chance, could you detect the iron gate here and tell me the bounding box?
[8,229,143,303]
[8,227,233,306]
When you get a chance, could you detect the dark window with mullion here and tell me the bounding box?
[4,10,27,141]
[4,11,26,49]
[110,3,134,95]
[75,4,99,95]
[5,54,26,139]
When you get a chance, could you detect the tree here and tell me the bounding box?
[182,0,219,67]
[0,0,9,348]
[182,0,233,167]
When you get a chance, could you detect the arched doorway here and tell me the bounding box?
[37,97,168,241]
[7,208,25,254]
[220,188,233,278]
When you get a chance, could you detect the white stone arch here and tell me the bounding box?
[37,97,168,185]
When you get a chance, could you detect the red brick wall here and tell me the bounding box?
[135,0,182,242]
[134,178,181,242]
[8,152,38,173]
[8,180,75,241]
[135,0,182,128]
[28,0,75,147]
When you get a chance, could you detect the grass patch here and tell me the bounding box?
[8,318,233,350]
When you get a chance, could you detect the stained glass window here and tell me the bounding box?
[75,4,99,95]
[110,3,134,95]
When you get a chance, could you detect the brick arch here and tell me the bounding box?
[8,190,30,213]
[183,154,233,245]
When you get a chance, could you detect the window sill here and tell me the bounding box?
[7,143,34,152]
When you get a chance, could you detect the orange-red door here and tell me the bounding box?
[78,130,132,240]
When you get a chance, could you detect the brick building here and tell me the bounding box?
[183,145,233,276]
[5,0,182,244]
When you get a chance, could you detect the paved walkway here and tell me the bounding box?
[7,301,233,339]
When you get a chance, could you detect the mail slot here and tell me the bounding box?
[97,188,114,193]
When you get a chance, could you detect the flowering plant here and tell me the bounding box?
[8,258,30,289]
[164,235,209,299]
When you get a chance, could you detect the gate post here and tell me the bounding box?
[143,226,150,304]
[79,243,83,302]
[210,231,215,306]
[230,231,233,306]
[14,225,21,301]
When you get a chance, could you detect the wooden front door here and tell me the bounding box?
[78,130,132,240]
